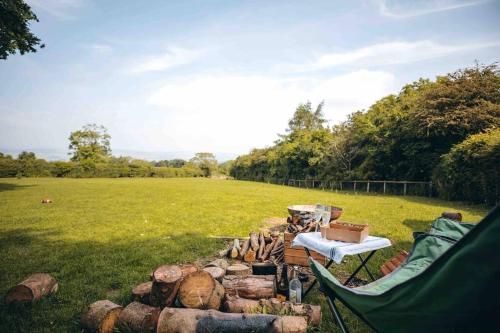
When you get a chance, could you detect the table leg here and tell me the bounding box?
[344,250,377,285]
[357,254,376,281]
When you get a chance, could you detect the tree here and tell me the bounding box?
[190,152,217,177]
[285,101,326,135]
[0,0,44,60]
[68,124,111,162]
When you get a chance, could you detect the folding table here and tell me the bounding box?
[291,232,392,298]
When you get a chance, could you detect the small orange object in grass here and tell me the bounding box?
[41,198,53,204]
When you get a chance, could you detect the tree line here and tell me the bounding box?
[230,64,499,205]
[0,124,222,178]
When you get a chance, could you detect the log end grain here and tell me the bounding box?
[117,301,160,333]
[4,273,58,304]
[178,271,224,310]
[81,300,123,333]
[131,281,152,304]
[202,266,225,282]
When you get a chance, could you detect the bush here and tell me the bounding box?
[433,128,500,205]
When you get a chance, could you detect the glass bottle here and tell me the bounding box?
[289,266,302,304]
[277,264,289,298]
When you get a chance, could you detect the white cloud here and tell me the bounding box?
[286,40,500,72]
[146,70,396,152]
[129,48,202,74]
[86,43,113,55]
[27,0,86,20]
[377,0,489,18]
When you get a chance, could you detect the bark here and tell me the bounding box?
[257,233,266,259]
[224,297,322,326]
[249,232,259,251]
[222,275,276,300]
[226,264,251,276]
[178,271,224,310]
[261,238,276,261]
[131,281,152,305]
[238,239,250,258]
[156,307,307,333]
[150,265,183,307]
[81,300,123,333]
[230,239,240,259]
[5,273,58,304]
[117,301,160,333]
[179,264,198,277]
[203,266,225,282]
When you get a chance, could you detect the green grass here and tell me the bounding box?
[0,178,487,332]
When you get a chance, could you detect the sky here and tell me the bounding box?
[1,0,499,161]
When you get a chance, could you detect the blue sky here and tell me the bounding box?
[1,0,499,161]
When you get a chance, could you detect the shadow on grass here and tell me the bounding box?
[0,228,223,332]
[0,183,36,192]
[402,219,433,233]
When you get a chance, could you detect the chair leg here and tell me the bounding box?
[326,296,349,333]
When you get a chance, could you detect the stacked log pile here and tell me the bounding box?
[286,212,317,234]
[77,258,319,332]
[221,231,285,264]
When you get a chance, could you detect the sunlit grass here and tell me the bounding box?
[0,178,487,332]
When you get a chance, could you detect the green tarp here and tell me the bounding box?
[310,208,500,332]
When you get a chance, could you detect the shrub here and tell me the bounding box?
[433,128,500,205]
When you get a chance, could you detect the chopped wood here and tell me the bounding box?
[5,273,58,304]
[243,249,256,262]
[150,265,183,307]
[264,236,273,244]
[261,243,274,261]
[271,240,284,256]
[205,259,229,271]
[177,271,224,310]
[224,296,322,326]
[226,264,251,276]
[81,300,123,333]
[156,307,308,333]
[222,275,276,300]
[257,233,265,259]
[219,248,229,258]
[203,266,225,282]
[238,239,250,259]
[230,239,240,259]
[131,282,152,305]
[117,301,160,333]
[179,264,198,277]
[249,232,259,251]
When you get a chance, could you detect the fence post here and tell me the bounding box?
[383,181,386,194]
[340,181,343,190]
[429,182,432,197]
[354,181,357,191]
[403,182,407,196]
[367,182,370,193]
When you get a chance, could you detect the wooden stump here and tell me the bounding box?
[150,265,183,307]
[117,301,160,333]
[179,264,198,277]
[222,275,276,299]
[156,308,308,333]
[131,282,152,305]
[224,297,322,326]
[4,273,58,304]
[226,264,251,276]
[177,271,224,310]
[81,300,123,333]
[205,259,228,271]
[203,266,225,282]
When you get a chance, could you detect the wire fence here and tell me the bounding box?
[236,178,434,197]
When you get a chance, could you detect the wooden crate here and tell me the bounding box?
[284,232,326,267]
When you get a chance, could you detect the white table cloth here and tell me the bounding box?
[292,232,392,264]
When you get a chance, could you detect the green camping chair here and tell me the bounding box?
[309,206,500,333]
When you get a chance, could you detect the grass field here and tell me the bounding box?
[0,178,488,332]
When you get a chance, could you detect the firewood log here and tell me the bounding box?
[205,259,229,271]
[150,265,183,307]
[219,248,229,257]
[264,236,273,244]
[271,240,284,256]
[224,296,322,326]
[238,239,250,259]
[230,239,240,259]
[222,275,276,299]
[131,282,152,305]
[4,273,58,304]
[249,232,259,251]
[226,264,251,276]
[243,249,256,262]
[257,233,266,259]
[203,266,225,282]
[261,238,277,261]
[156,307,308,333]
[81,300,123,333]
[117,301,160,333]
[177,271,224,310]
